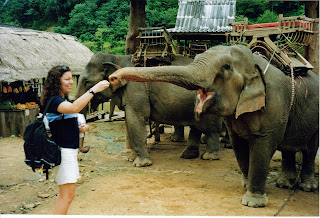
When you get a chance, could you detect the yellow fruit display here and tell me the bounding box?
[25,102,38,108]
[16,103,27,110]
[14,102,38,110]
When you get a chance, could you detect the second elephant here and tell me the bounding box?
[76,53,223,167]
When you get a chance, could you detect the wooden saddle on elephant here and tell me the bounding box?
[226,14,317,76]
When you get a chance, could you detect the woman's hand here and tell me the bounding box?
[91,80,110,93]
[79,124,89,133]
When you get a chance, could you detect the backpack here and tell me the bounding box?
[23,97,61,180]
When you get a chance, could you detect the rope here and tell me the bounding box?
[288,63,295,113]
[263,35,282,75]
[274,152,302,216]
[273,184,298,216]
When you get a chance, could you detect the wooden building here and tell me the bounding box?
[0,26,93,137]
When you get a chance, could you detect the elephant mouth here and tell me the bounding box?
[195,88,214,115]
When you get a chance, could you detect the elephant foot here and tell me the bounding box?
[127,151,137,162]
[180,146,199,159]
[201,151,219,160]
[276,172,297,189]
[241,174,248,189]
[241,191,268,208]
[170,134,185,142]
[299,175,318,192]
[132,156,153,167]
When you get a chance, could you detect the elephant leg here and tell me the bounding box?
[170,125,185,142]
[221,130,231,148]
[201,131,220,160]
[232,133,249,188]
[154,121,160,142]
[180,127,201,159]
[225,119,250,188]
[242,139,276,208]
[299,131,319,191]
[109,99,115,121]
[277,151,297,189]
[125,107,152,167]
[220,122,231,148]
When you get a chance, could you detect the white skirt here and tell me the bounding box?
[53,148,79,185]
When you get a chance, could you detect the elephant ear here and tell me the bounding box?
[235,63,266,119]
[102,62,128,90]
[102,62,122,74]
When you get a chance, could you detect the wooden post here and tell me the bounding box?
[304,2,319,74]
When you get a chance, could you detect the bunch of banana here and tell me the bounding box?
[24,86,30,92]
[16,103,27,110]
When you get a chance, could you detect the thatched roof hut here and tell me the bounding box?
[0,26,93,82]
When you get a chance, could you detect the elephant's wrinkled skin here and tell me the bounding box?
[109,45,319,207]
[76,53,222,167]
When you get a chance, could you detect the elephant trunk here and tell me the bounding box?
[109,65,212,91]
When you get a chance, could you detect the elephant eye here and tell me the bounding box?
[222,64,231,71]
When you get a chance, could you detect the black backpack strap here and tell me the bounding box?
[42,96,55,116]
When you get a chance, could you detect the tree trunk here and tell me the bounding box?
[304,1,319,74]
[125,0,146,55]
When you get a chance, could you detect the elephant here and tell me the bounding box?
[109,45,319,207]
[75,53,223,167]
[76,53,185,137]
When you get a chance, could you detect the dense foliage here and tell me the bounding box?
[0,0,304,54]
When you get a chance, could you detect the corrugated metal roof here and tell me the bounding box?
[169,0,236,33]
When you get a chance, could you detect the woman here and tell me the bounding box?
[40,65,109,214]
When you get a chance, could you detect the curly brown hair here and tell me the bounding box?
[40,65,71,108]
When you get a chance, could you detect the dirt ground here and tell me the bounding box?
[0,118,319,216]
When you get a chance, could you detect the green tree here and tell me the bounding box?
[146,0,178,27]
[0,0,83,29]
[0,0,307,55]
[63,0,99,40]
[236,1,304,24]
[256,10,278,24]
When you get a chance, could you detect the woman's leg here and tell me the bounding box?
[53,183,76,215]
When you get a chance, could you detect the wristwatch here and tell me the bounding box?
[88,88,95,96]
